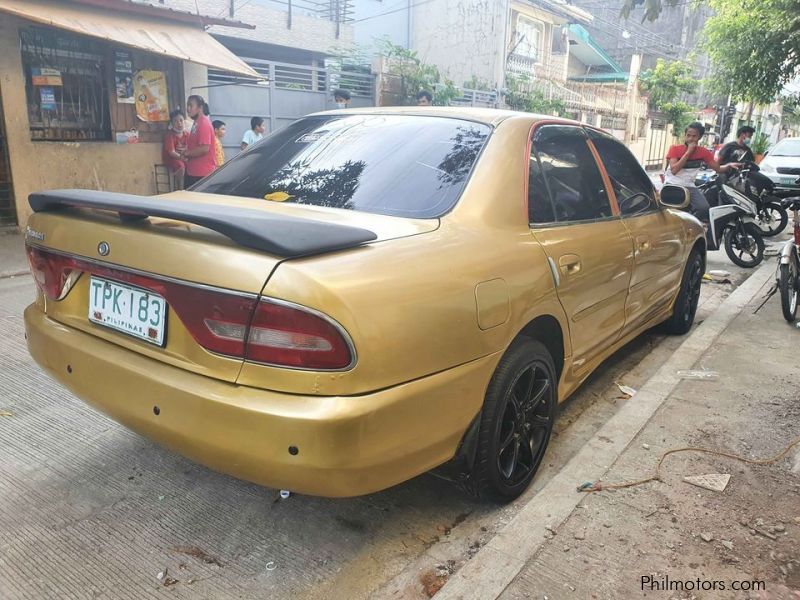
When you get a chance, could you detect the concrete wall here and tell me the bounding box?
[411,0,509,88]
[0,16,195,228]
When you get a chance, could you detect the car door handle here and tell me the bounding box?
[636,235,651,251]
[558,254,582,275]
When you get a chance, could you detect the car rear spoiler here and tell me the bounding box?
[29,189,378,257]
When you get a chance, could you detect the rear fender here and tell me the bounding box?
[779,240,797,266]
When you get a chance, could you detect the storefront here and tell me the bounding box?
[0,0,258,228]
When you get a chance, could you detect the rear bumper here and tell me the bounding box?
[24,305,498,497]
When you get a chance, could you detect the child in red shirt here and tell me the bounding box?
[162,110,188,190]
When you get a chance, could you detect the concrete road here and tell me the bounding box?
[0,249,761,599]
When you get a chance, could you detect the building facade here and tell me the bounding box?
[0,0,256,229]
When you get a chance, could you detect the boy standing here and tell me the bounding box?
[241,117,265,151]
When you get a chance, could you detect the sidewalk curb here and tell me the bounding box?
[431,261,776,600]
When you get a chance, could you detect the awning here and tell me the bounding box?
[0,0,259,78]
[567,24,625,73]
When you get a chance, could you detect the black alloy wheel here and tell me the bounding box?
[663,250,703,335]
[471,339,556,501]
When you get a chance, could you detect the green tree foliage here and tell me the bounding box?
[504,74,566,117]
[639,59,698,109]
[377,40,461,106]
[704,0,800,105]
[639,60,699,131]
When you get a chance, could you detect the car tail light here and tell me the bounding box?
[26,246,354,370]
[244,300,354,370]
[26,245,80,300]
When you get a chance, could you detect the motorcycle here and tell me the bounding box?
[694,164,788,237]
[695,165,765,268]
[777,194,800,322]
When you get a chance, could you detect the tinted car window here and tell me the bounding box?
[532,126,612,222]
[528,151,555,224]
[587,129,657,216]
[193,115,491,219]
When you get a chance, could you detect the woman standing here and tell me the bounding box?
[181,95,216,187]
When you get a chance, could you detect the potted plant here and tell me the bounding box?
[751,132,770,163]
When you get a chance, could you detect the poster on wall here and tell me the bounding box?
[114,50,134,104]
[31,68,62,86]
[39,87,56,111]
[134,70,170,122]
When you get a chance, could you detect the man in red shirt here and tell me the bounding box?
[182,95,217,187]
[664,121,740,222]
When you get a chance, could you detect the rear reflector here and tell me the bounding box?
[25,245,354,370]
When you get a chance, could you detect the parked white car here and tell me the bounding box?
[759,137,800,195]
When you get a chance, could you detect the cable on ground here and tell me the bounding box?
[578,436,800,493]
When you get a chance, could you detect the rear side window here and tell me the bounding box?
[587,129,657,216]
[531,126,612,223]
[194,115,491,219]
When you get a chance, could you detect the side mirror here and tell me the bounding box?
[658,184,691,209]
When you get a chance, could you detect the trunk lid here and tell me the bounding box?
[26,191,438,383]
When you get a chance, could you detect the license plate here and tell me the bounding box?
[88,276,167,346]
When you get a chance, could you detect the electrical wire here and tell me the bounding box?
[578,436,800,493]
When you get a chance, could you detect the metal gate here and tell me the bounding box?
[645,115,668,170]
[201,59,375,161]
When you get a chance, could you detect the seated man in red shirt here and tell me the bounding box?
[664,122,741,222]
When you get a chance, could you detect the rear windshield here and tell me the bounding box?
[193,114,491,218]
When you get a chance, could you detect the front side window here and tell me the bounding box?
[587,129,657,216]
[195,115,491,219]
[530,126,612,223]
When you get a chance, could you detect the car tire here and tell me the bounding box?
[471,339,556,502]
[663,250,703,335]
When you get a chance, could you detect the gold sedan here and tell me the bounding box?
[23,108,704,501]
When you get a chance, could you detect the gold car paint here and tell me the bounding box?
[25,198,439,383]
[532,220,634,378]
[619,210,686,335]
[475,279,510,330]
[25,304,503,497]
[238,116,571,396]
[23,108,705,496]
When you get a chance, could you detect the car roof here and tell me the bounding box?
[307,106,581,127]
